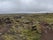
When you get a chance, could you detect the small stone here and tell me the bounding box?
[14,16,21,19]
[0,33,2,35]
[32,25,37,31]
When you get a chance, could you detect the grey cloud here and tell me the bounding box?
[0,0,53,13]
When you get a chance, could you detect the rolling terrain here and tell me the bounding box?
[0,13,53,40]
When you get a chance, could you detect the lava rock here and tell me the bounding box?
[0,19,3,24]
[40,22,49,26]
[4,17,11,24]
[14,16,21,19]
[31,25,37,31]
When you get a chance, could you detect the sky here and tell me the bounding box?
[0,0,53,13]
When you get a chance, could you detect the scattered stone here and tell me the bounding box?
[50,23,53,25]
[14,16,21,19]
[3,17,11,24]
[16,20,20,22]
[15,25,18,28]
[24,22,30,24]
[0,33,2,35]
[41,22,49,26]
[31,25,37,31]
[0,19,3,24]
[5,17,10,20]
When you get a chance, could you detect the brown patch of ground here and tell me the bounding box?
[40,21,53,40]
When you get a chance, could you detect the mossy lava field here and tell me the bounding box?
[0,13,53,40]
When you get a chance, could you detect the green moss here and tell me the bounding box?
[1,14,53,40]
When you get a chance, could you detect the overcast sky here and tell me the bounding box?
[0,0,53,13]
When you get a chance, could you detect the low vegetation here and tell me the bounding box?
[0,13,53,40]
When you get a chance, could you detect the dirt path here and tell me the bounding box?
[40,22,53,40]
[41,29,53,40]
[0,24,12,40]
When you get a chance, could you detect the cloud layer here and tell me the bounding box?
[0,0,53,13]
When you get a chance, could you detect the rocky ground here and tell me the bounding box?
[0,13,53,40]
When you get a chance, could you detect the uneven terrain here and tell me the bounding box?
[0,13,53,40]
